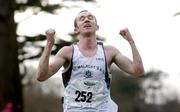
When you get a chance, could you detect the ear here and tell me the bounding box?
[96,25,99,31]
[74,27,79,34]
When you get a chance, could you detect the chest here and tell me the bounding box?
[73,52,106,73]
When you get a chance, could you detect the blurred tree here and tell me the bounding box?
[110,66,180,112]
[142,70,168,104]
[0,0,22,112]
[160,99,180,112]
[110,65,143,112]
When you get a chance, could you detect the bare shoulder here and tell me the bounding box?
[103,45,120,66]
[104,45,115,49]
[60,46,73,52]
[56,45,73,61]
[104,45,119,55]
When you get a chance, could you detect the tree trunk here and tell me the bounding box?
[0,0,23,112]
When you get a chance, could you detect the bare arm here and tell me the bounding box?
[114,28,144,77]
[36,29,67,81]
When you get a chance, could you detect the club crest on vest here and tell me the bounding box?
[84,70,92,78]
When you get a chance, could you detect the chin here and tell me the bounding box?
[83,31,93,36]
[84,29,95,33]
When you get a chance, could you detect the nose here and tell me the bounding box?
[84,17,90,23]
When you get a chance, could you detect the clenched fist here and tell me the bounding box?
[45,28,56,46]
[119,28,134,43]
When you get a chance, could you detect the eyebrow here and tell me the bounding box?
[78,14,93,19]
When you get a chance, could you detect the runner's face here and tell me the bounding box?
[75,11,98,35]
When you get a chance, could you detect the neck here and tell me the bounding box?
[78,34,97,50]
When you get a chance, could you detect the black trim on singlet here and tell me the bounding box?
[98,42,111,89]
[62,42,110,89]
[62,45,74,87]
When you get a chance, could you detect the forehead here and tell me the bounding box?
[76,11,94,18]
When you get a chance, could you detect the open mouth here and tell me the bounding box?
[84,24,92,28]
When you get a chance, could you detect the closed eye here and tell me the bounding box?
[79,16,85,21]
[88,15,93,20]
[79,15,94,22]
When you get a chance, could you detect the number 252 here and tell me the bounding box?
[75,90,93,103]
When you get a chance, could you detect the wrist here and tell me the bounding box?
[45,42,53,54]
[46,41,54,48]
[129,40,135,45]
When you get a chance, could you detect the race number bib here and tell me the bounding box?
[75,90,93,103]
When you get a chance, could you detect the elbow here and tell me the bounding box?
[136,71,145,78]
[134,67,145,78]
[37,77,46,82]
[36,72,47,82]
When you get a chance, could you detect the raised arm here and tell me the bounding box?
[114,28,144,77]
[36,29,68,81]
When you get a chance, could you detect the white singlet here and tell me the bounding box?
[62,42,118,112]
